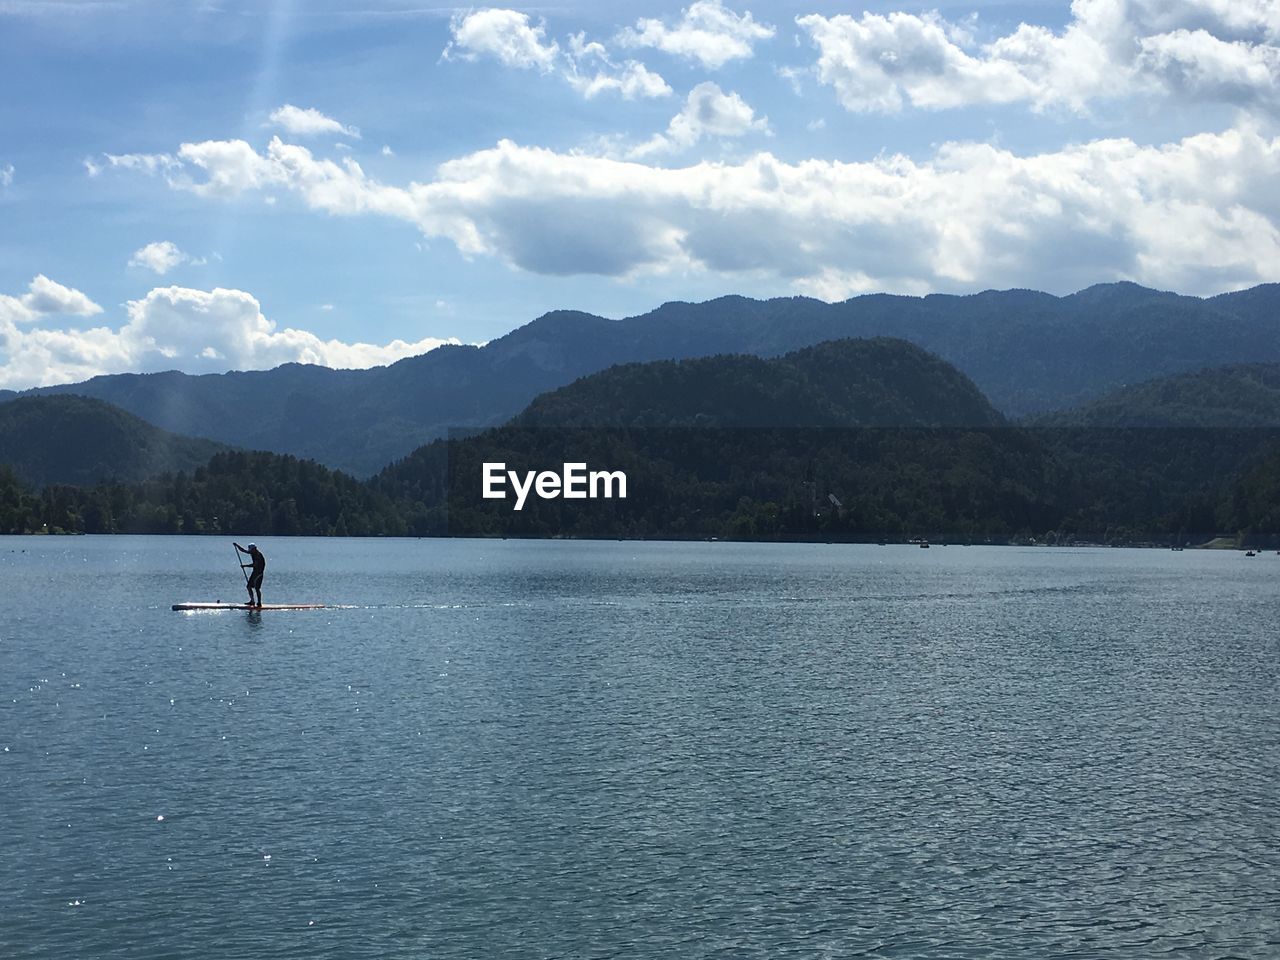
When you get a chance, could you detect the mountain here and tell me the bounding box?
[9,336,1280,545]
[512,337,1005,428]
[0,395,229,487]
[1,450,406,536]
[1028,363,1280,541]
[1222,446,1280,536]
[373,339,1050,540]
[12,282,1280,475]
[1037,363,1280,427]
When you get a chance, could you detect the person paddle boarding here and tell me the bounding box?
[234,542,266,608]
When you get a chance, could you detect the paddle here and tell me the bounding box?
[234,544,250,592]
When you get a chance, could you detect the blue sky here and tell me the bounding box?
[2,0,1278,388]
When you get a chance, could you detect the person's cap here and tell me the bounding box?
[247,543,257,550]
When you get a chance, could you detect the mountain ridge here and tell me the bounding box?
[512,337,1004,429]
[0,394,231,487]
[7,281,1280,475]
[1036,362,1280,427]
[7,334,1280,545]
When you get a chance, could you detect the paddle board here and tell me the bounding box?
[172,602,327,611]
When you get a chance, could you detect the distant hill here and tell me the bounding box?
[514,338,1004,429]
[8,335,1280,545]
[373,339,1049,540]
[0,395,230,487]
[1028,363,1280,541]
[1037,363,1280,427]
[12,281,1280,475]
[1,449,405,536]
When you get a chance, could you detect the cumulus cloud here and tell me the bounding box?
[566,58,672,100]
[129,241,190,275]
[618,0,775,69]
[0,283,460,390]
[798,12,1043,113]
[1114,0,1280,41]
[0,275,103,325]
[444,8,559,71]
[103,125,1280,298]
[0,164,13,188]
[632,82,770,156]
[268,104,361,139]
[444,10,671,101]
[797,0,1280,115]
[1137,28,1280,107]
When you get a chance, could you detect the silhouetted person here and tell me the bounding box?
[234,542,265,607]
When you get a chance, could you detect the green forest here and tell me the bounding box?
[4,338,1280,546]
[0,452,406,538]
[4,429,1279,545]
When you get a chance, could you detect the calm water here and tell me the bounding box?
[2,537,1278,959]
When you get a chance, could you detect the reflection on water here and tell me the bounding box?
[2,537,1279,959]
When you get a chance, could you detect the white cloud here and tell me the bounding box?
[129,241,189,275]
[777,65,807,96]
[0,275,103,325]
[632,82,770,156]
[1137,28,1280,107]
[1111,0,1280,42]
[381,144,394,156]
[103,151,181,176]
[797,0,1280,115]
[0,164,13,188]
[618,0,775,69]
[268,104,360,139]
[176,139,286,197]
[0,284,460,389]
[566,59,672,100]
[106,125,1280,298]
[444,8,559,72]
[444,10,671,101]
[797,12,1042,113]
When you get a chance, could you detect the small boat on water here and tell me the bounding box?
[919,540,930,549]
[1245,550,1257,557]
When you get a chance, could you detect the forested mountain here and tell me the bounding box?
[0,452,404,536]
[0,395,228,487]
[6,337,1280,545]
[364,337,1280,544]
[9,282,1280,475]
[513,339,1004,429]
[1037,363,1280,427]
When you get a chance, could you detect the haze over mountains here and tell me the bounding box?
[6,281,1280,476]
[0,395,228,488]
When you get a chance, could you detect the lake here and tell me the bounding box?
[2,536,1278,959]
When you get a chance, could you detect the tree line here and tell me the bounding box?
[6,429,1279,547]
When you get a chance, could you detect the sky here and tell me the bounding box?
[2,0,1279,389]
